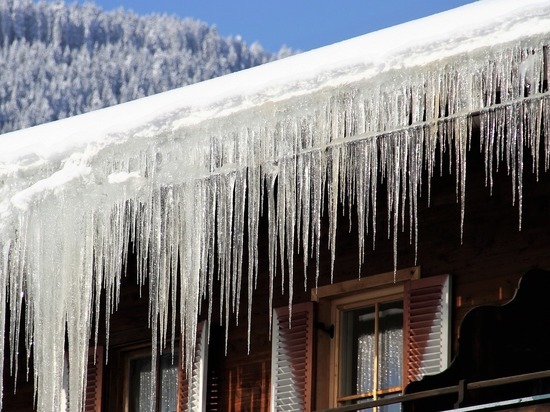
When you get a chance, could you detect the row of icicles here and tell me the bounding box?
[0,37,549,411]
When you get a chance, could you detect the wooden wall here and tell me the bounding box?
[207,142,550,410]
[3,135,550,411]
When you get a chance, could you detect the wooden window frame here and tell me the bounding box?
[313,267,420,408]
[335,295,404,406]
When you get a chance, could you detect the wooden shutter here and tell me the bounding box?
[270,302,314,412]
[84,345,104,412]
[403,275,451,385]
[178,320,209,412]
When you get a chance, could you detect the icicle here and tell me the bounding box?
[277,157,286,296]
[299,151,311,289]
[266,171,278,336]
[308,150,321,288]
[232,171,246,322]
[246,153,261,353]
[355,140,367,273]
[0,242,10,412]
[327,145,340,283]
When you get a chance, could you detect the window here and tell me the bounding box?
[328,275,408,411]
[337,295,403,411]
[312,267,451,410]
[126,350,179,412]
[110,320,208,412]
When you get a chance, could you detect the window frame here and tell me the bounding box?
[331,292,404,406]
[117,344,180,412]
[107,320,209,412]
[312,267,420,408]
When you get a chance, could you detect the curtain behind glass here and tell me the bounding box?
[129,353,178,412]
[355,307,375,412]
[378,301,403,412]
[357,329,375,394]
[129,357,153,412]
[378,301,403,390]
[160,353,178,412]
[341,300,403,412]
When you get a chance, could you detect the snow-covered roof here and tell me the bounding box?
[2,0,550,410]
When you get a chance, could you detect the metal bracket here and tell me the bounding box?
[316,322,334,338]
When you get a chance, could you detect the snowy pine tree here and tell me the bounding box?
[0,0,286,134]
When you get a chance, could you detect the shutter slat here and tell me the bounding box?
[84,346,103,412]
[178,321,208,412]
[409,316,443,325]
[404,275,451,385]
[271,302,314,412]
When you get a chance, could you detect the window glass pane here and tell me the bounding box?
[159,353,179,412]
[129,357,153,412]
[341,305,375,396]
[377,300,403,391]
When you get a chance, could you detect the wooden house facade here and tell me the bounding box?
[2,1,550,412]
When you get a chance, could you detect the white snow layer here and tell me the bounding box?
[2,0,550,410]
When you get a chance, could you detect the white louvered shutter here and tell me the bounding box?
[270,302,314,412]
[403,275,451,385]
[84,346,104,412]
[178,321,209,412]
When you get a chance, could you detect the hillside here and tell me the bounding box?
[0,0,288,134]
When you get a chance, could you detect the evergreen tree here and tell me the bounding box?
[0,0,288,134]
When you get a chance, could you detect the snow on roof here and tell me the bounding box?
[1,1,550,410]
[2,0,550,217]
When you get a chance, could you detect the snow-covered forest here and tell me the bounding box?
[0,0,289,134]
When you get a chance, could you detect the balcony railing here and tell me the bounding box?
[315,370,550,412]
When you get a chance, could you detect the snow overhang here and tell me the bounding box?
[1,0,550,410]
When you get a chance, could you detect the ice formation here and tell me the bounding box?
[1,0,550,410]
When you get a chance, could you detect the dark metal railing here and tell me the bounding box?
[315,369,550,412]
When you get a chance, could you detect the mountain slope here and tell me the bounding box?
[0,0,288,134]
